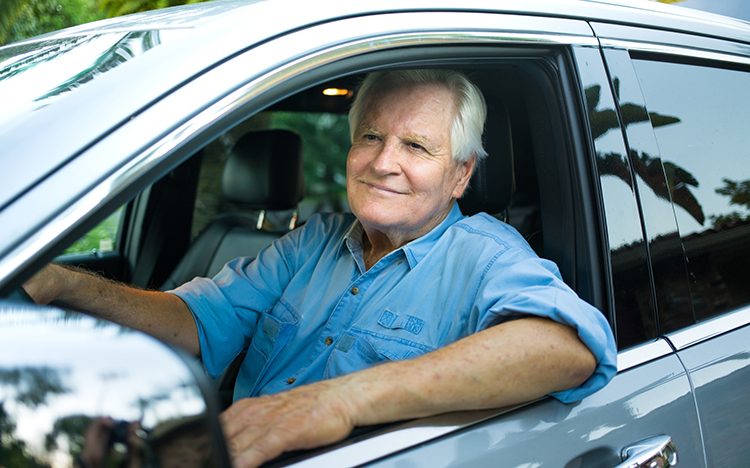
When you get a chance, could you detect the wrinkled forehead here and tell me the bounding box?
[363,81,457,119]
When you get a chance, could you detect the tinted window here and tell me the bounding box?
[602,48,694,336]
[633,59,750,321]
[575,47,656,349]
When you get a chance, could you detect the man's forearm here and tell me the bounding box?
[23,264,200,355]
[221,316,596,468]
[339,316,596,426]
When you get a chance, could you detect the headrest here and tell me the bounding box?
[458,101,515,216]
[222,130,305,210]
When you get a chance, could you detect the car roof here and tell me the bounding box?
[0,0,748,213]
[11,0,749,44]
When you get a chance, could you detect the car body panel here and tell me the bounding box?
[670,308,750,466]
[364,349,704,467]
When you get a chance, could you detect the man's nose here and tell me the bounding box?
[371,140,402,175]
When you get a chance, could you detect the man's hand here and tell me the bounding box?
[218,318,595,468]
[220,379,358,468]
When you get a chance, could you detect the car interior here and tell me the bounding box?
[47,56,607,412]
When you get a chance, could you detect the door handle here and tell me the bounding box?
[613,435,678,468]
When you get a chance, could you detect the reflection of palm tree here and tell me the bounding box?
[587,83,705,225]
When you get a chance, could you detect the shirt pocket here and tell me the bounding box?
[322,325,436,380]
[236,313,296,398]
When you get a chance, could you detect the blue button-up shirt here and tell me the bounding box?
[170,204,616,403]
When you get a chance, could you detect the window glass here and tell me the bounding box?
[602,48,694,335]
[574,47,656,349]
[62,206,124,255]
[191,111,350,238]
[633,59,750,321]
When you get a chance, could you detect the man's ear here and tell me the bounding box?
[452,155,476,199]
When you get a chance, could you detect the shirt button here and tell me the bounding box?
[287,378,296,385]
[351,286,359,295]
[325,337,333,345]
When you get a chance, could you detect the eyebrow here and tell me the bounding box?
[359,125,435,148]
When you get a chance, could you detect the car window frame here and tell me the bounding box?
[594,23,750,349]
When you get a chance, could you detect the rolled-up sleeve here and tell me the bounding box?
[169,234,297,379]
[476,251,617,403]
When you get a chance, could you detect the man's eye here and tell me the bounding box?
[364,134,379,141]
[409,142,425,151]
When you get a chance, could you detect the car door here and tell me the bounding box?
[595,22,750,466]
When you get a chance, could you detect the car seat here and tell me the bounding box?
[160,129,304,291]
[458,100,516,220]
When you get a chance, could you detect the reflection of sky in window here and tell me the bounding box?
[596,129,644,249]
[0,308,205,466]
[633,60,750,236]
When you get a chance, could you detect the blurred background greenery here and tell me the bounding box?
[0,0,212,46]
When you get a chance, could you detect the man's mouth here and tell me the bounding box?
[362,181,405,195]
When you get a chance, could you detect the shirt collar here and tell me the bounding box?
[340,202,464,270]
[401,202,464,268]
[342,220,367,274]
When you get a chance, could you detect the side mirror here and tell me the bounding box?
[0,304,230,468]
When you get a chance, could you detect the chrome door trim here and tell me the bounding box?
[668,306,750,351]
[284,406,524,468]
[617,338,673,373]
[598,38,750,67]
[0,11,595,287]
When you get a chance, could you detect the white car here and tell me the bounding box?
[1,0,749,466]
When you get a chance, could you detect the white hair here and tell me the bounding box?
[348,69,488,163]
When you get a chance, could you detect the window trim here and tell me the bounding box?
[668,305,750,351]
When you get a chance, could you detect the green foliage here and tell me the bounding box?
[270,112,350,212]
[0,0,216,46]
[99,0,207,18]
[63,208,122,255]
[0,0,105,46]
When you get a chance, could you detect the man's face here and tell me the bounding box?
[347,83,474,244]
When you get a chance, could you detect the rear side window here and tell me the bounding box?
[633,59,750,321]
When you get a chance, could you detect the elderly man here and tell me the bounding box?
[25,70,616,468]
